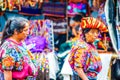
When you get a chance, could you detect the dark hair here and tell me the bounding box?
[72,13,86,22]
[82,28,99,42]
[82,28,91,41]
[82,28,91,34]
[1,17,28,45]
[75,25,80,32]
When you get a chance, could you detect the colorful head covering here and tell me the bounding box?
[80,17,108,32]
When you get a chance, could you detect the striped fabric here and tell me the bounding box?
[42,2,66,17]
[80,17,108,32]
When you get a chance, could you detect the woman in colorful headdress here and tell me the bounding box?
[68,14,108,80]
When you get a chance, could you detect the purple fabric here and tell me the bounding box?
[67,2,87,15]
[25,36,47,53]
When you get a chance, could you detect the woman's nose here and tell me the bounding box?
[26,30,29,35]
[94,33,98,38]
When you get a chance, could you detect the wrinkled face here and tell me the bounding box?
[85,29,99,43]
[16,23,29,41]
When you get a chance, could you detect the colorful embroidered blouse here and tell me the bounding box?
[68,39,102,79]
[0,39,37,75]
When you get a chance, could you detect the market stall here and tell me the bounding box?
[60,0,119,80]
[0,0,119,80]
[0,0,59,80]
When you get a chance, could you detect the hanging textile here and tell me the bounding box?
[69,0,87,3]
[98,2,107,25]
[25,20,54,80]
[105,0,118,53]
[116,0,120,52]
[35,52,49,80]
[19,6,42,16]
[51,18,67,51]
[0,0,21,11]
[8,0,21,11]
[18,0,43,15]
[68,0,91,16]
[116,26,120,52]
[26,20,54,53]
[42,2,66,17]
[67,2,87,16]
[53,19,67,33]
[0,0,7,11]
[0,0,43,12]
[119,0,120,21]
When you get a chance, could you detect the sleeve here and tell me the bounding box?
[68,45,87,70]
[1,47,18,70]
[74,48,86,68]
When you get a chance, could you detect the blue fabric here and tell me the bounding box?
[72,71,97,80]
[91,11,98,18]
[0,72,4,80]
[19,6,42,15]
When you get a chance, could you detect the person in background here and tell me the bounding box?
[0,17,37,80]
[58,26,82,53]
[58,14,85,53]
[68,16,108,80]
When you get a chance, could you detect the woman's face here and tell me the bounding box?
[16,23,29,41]
[85,29,99,43]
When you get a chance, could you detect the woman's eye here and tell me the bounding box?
[23,29,29,32]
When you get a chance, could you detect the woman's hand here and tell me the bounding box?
[4,70,12,80]
[74,67,89,80]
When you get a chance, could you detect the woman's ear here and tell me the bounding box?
[14,30,18,35]
[85,32,89,37]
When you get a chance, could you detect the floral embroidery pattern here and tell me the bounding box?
[2,56,14,70]
[0,39,37,74]
[68,40,102,79]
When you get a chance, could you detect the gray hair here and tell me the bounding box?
[1,17,29,45]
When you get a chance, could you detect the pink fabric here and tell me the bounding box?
[12,62,33,79]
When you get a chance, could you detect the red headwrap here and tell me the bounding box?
[80,17,108,32]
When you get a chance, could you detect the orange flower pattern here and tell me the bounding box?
[0,39,37,73]
[2,56,14,68]
[0,41,24,71]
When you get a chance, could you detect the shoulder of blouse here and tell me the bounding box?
[72,39,88,50]
[0,39,16,50]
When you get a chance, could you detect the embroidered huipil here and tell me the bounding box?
[68,39,102,79]
[0,39,38,78]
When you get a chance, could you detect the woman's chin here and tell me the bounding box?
[86,41,94,44]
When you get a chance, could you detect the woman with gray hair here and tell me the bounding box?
[0,17,38,80]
